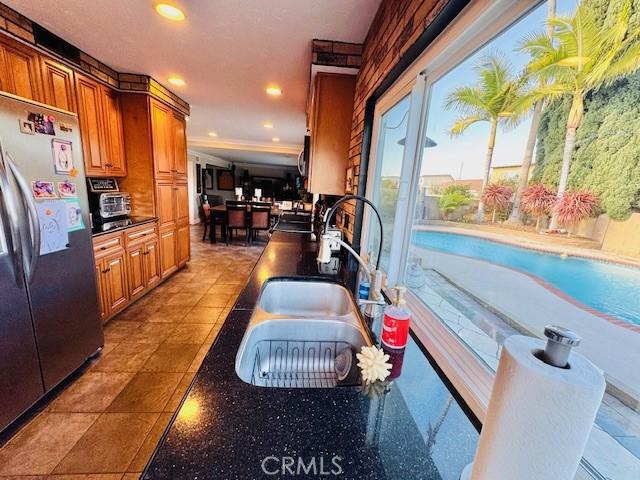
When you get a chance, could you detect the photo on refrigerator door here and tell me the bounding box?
[31,180,57,198]
[57,180,77,198]
[52,139,73,174]
[26,112,55,135]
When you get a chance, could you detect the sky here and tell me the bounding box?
[380,0,578,180]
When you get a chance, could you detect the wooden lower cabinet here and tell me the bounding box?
[177,224,190,267]
[103,252,129,314]
[94,244,129,324]
[126,244,146,300]
[94,261,108,323]
[159,225,178,278]
[144,238,161,289]
[93,220,171,324]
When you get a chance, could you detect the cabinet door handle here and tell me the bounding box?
[102,267,111,274]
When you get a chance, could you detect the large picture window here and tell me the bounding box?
[367,94,412,271]
[364,1,640,479]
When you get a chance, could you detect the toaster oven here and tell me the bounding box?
[98,192,131,218]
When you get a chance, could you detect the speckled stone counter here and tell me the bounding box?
[143,231,479,479]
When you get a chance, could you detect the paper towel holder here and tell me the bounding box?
[540,325,581,368]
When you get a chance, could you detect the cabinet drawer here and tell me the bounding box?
[93,232,124,257]
[125,223,158,246]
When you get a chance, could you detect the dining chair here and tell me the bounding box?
[202,203,211,241]
[250,203,272,243]
[225,201,249,246]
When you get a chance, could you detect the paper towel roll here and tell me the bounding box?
[468,335,605,480]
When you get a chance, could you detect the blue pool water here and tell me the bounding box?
[412,231,640,326]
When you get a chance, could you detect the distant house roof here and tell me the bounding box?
[491,163,536,170]
[443,178,484,192]
[420,174,454,185]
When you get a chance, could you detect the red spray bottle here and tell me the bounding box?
[381,286,410,350]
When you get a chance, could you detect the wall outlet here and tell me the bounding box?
[326,227,342,251]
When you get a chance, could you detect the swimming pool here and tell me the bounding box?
[412,230,640,326]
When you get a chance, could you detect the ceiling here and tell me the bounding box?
[6,0,380,166]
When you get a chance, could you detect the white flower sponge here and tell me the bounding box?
[356,345,392,384]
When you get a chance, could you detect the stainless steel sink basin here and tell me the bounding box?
[235,279,371,388]
[258,279,353,317]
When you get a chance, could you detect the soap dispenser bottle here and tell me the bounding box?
[357,252,372,300]
[381,286,410,350]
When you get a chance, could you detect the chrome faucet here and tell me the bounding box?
[317,195,387,310]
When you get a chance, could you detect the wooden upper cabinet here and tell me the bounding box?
[150,99,173,180]
[75,74,105,176]
[308,72,356,195]
[100,85,126,176]
[172,112,187,180]
[0,35,42,102]
[40,57,76,112]
[75,73,126,177]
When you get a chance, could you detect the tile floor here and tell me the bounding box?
[0,226,264,479]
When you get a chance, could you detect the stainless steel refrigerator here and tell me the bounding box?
[0,92,103,432]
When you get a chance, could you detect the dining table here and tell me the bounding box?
[209,204,282,243]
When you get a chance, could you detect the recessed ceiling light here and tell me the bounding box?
[168,77,186,87]
[272,137,280,143]
[266,86,283,96]
[155,2,186,21]
[208,131,218,137]
[263,123,274,129]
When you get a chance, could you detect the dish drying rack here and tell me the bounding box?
[250,339,352,388]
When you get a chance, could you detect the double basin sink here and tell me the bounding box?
[235,278,372,388]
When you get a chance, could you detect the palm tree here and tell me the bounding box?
[508,0,556,225]
[445,51,527,223]
[520,0,640,229]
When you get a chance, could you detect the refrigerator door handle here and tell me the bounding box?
[5,152,40,284]
[0,145,25,285]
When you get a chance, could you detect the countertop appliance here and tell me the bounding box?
[0,92,103,433]
[87,177,131,225]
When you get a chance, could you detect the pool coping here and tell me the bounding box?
[419,224,640,269]
[413,228,640,334]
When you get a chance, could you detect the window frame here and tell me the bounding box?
[361,0,544,421]
[362,76,424,281]
[360,2,601,477]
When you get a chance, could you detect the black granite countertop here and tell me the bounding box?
[91,216,158,237]
[143,231,479,480]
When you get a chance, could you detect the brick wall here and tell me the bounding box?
[341,0,452,242]
[312,39,363,68]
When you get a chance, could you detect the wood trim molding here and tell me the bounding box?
[188,137,302,156]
